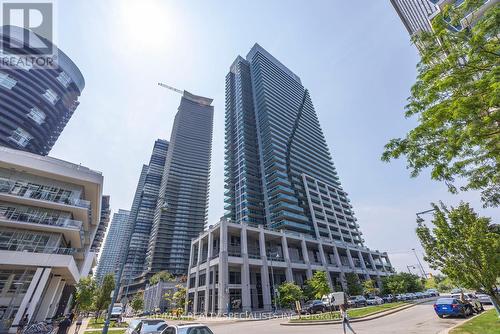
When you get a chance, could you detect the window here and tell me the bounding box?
[27,107,46,125]
[42,89,59,105]
[9,128,33,147]
[229,271,241,284]
[0,72,16,89]
[56,71,71,87]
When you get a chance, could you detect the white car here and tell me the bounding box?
[450,293,483,313]
[366,296,384,305]
[476,293,492,305]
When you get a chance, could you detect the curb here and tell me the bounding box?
[281,300,431,326]
[438,309,491,334]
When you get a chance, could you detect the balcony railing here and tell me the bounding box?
[0,178,90,209]
[0,209,83,230]
[228,244,241,257]
[0,241,76,255]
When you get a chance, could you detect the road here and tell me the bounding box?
[206,301,466,334]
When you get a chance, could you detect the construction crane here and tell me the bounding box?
[158,82,183,94]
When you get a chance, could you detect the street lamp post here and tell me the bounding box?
[406,265,417,274]
[412,248,427,278]
[268,248,280,312]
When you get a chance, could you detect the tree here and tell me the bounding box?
[345,273,363,296]
[75,276,97,312]
[416,202,500,315]
[363,279,379,296]
[382,2,500,208]
[277,282,303,308]
[304,271,331,299]
[381,273,423,295]
[149,271,175,285]
[171,285,187,310]
[93,273,115,318]
[130,293,144,313]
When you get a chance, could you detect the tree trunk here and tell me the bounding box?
[488,289,500,317]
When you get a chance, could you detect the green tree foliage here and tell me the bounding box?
[305,271,331,299]
[172,285,187,310]
[130,293,144,313]
[75,276,97,312]
[416,202,500,314]
[277,282,303,308]
[93,273,115,318]
[381,273,424,295]
[363,279,379,296]
[149,271,175,285]
[345,273,363,296]
[382,2,500,207]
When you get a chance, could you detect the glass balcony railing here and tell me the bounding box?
[0,209,83,230]
[0,241,76,255]
[228,244,241,257]
[0,178,90,209]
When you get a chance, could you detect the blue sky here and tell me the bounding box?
[50,0,498,274]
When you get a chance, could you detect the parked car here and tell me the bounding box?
[126,319,168,334]
[347,295,367,308]
[415,292,424,299]
[476,293,493,305]
[450,293,483,313]
[433,298,473,318]
[110,304,123,320]
[395,294,405,301]
[366,296,384,305]
[381,295,394,303]
[406,293,416,300]
[450,288,464,294]
[300,300,326,314]
[162,324,214,334]
[426,289,440,297]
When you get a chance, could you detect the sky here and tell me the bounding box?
[49,0,498,275]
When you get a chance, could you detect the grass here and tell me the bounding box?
[86,317,128,329]
[450,309,500,334]
[289,302,408,322]
[85,330,125,334]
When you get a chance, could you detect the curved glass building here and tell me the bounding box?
[0,25,85,155]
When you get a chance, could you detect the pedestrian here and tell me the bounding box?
[340,304,356,334]
[17,314,29,334]
[74,313,83,334]
[57,316,71,334]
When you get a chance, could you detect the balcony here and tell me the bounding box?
[0,178,90,208]
[0,241,76,255]
[228,244,241,257]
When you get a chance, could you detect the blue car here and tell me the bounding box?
[433,298,472,318]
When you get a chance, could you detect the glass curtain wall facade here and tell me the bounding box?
[145,92,214,276]
[95,209,130,283]
[123,140,169,281]
[225,44,348,235]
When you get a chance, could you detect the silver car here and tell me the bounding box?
[126,319,168,334]
[162,324,214,334]
[476,293,492,305]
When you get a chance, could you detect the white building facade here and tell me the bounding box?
[186,218,392,315]
[0,147,103,332]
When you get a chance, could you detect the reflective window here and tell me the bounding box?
[9,128,32,147]
[0,72,16,89]
[27,107,46,125]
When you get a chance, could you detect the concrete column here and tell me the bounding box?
[26,268,51,322]
[240,225,251,312]
[217,221,229,315]
[358,251,370,280]
[281,236,293,282]
[368,253,379,274]
[11,268,44,330]
[346,249,355,269]
[204,231,213,315]
[47,280,65,319]
[318,243,333,289]
[259,227,272,311]
[333,246,347,291]
[301,238,313,279]
[193,239,203,314]
[35,275,62,321]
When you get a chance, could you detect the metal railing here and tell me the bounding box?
[0,178,90,209]
[0,209,82,230]
[0,241,76,255]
